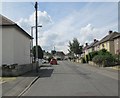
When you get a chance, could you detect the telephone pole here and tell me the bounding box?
[35,1,38,73]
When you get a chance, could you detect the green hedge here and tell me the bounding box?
[88,51,98,61]
[83,49,115,66]
[98,49,112,55]
[92,51,115,67]
[81,57,86,63]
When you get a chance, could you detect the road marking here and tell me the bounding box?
[0,77,16,84]
[0,81,6,84]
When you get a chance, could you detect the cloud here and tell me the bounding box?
[17,11,52,34]
[17,18,31,33]
[78,22,118,46]
[78,24,98,44]
[16,3,117,54]
[39,14,77,53]
[29,11,52,27]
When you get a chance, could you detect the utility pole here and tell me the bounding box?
[35,1,38,73]
[54,46,55,51]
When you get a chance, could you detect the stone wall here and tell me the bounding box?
[88,61,100,67]
[2,63,37,76]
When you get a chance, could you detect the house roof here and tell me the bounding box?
[93,31,120,46]
[83,45,89,52]
[98,31,119,44]
[66,53,72,56]
[87,40,99,49]
[113,33,120,39]
[55,51,65,56]
[0,15,16,25]
[93,41,100,47]
[0,14,33,39]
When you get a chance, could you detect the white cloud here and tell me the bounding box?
[17,11,52,34]
[78,24,99,44]
[29,11,52,27]
[16,3,117,54]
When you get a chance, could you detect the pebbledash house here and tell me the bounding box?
[0,15,33,66]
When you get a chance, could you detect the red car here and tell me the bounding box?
[50,58,57,65]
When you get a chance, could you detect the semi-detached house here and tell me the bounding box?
[113,34,120,54]
[94,31,120,55]
[82,31,120,56]
[1,15,32,66]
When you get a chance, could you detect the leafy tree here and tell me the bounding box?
[68,38,83,56]
[32,45,43,61]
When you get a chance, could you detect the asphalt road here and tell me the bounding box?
[23,61,118,96]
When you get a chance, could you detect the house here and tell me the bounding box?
[54,51,65,60]
[93,41,100,51]
[95,31,120,55]
[82,43,89,57]
[113,33,120,54]
[1,15,33,65]
[65,52,74,60]
[87,39,99,53]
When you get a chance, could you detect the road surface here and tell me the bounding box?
[23,61,118,96]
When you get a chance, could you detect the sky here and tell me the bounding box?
[1,2,118,54]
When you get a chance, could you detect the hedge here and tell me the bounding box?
[92,54,115,67]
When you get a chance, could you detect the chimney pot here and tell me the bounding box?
[94,39,96,42]
[109,30,112,34]
[85,43,88,46]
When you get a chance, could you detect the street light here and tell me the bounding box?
[31,25,42,63]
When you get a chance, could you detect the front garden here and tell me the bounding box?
[81,49,120,67]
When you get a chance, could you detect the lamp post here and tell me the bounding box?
[31,25,42,70]
[35,1,38,73]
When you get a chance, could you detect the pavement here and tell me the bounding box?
[2,70,40,96]
[74,61,119,72]
[0,77,17,84]
[106,65,120,71]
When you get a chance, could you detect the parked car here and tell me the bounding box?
[50,58,57,65]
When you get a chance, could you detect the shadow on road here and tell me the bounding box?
[39,68,54,78]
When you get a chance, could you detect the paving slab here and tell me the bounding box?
[2,70,39,96]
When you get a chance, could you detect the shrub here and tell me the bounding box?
[98,49,112,56]
[113,54,120,64]
[92,54,115,67]
[85,55,89,63]
[81,57,86,63]
[88,53,92,61]
[92,49,116,67]
[88,51,98,61]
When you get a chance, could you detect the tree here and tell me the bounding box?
[68,38,83,56]
[32,45,43,61]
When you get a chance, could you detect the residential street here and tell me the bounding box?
[1,2,120,98]
[22,61,118,96]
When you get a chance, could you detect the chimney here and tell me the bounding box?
[85,43,88,46]
[109,30,112,35]
[94,39,96,42]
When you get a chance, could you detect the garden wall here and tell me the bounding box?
[2,63,37,76]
